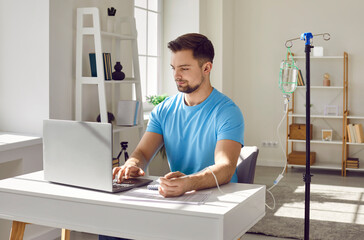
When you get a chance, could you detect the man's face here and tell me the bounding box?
[170,50,205,94]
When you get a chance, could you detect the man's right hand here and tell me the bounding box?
[113,162,145,183]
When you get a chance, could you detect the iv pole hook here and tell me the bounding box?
[285,33,330,48]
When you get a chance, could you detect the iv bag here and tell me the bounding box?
[279,60,298,94]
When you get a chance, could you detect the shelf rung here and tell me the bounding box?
[293,56,344,59]
[289,114,343,119]
[347,116,364,120]
[79,78,139,85]
[101,31,136,40]
[81,27,96,35]
[296,86,344,89]
[104,78,138,84]
[113,124,143,133]
[79,77,102,84]
[346,142,364,145]
[288,139,343,144]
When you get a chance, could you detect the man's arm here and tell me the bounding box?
[113,131,164,182]
[159,139,241,197]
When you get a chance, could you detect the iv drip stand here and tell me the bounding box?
[284,32,330,240]
[303,33,313,240]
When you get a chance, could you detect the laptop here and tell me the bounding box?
[43,119,152,193]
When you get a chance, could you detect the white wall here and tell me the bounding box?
[161,0,364,167]
[233,0,364,166]
[0,1,49,237]
[162,0,199,96]
[0,0,49,135]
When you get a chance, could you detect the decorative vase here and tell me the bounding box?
[323,73,331,86]
[112,62,125,80]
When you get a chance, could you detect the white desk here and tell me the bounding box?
[0,171,265,240]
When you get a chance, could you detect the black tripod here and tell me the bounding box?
[115,141,129,164]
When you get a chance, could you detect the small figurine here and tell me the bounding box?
[112,62,126,80]
[108,7,117,16]
[323,73,330,86]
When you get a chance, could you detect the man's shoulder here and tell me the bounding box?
[211,89,239,109]
[157,92,182,108]
[152,92,182,116]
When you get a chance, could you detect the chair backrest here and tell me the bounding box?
[236,146,259,184]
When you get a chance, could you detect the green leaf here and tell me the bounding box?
[146,94,168,106]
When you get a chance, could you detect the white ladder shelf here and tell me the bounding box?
[75,7,144,139]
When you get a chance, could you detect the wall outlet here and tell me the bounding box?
[261,141,278,148]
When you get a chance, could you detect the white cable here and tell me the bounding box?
[206,100,288,210]
[265,188,276,210]
[206,166,276,210]
[265,95,289,210]
[206,167,225,194]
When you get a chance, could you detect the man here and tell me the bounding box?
[99,33,244,239]
[114,33,244,197]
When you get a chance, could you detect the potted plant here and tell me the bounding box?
[146,94,168,106]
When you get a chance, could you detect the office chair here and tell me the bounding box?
[236,146,259,184]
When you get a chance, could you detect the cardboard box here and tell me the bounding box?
[288,151,316,165]
[290,124,313,140]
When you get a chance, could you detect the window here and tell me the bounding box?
[134,0,162,105]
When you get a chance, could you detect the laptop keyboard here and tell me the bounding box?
[113,179,135,188]
[112,178,153,192]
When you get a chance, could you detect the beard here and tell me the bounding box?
[176,76,205,94]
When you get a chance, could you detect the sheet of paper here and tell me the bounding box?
[120,189,211,205]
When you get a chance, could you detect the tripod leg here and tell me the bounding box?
[124,151,129,162]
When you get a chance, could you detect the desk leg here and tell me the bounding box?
[61,229,71,240]
[9,221,27,240]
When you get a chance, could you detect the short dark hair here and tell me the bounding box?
[167,33,214,65]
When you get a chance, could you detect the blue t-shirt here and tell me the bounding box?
[146,88,244,182]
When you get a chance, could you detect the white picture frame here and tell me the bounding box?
[324,105,339,116]
[322,129,333,141]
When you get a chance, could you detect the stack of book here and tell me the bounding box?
[346,157,359,168]
[112,158,119,169]
[89,53,113,80]
[297,70,305,86]
[116,100,140,126]
[346,123,364,143]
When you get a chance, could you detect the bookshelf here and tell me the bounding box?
[286,52,351,176]
[75,8,144,154]
[343,114,364,175]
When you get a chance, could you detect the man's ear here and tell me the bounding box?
[203,62,212,74]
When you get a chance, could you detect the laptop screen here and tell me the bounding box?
[43,119,114,192]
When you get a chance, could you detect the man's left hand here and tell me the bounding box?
[158,171,191,197]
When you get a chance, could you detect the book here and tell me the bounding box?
[89,53,112,80]
[298,70,305,86]
[297,69,303,86]
[116,100,140,126]
[347,157,359,168]
[112,158,120,168]
[347,124,352,143]
[346,164,359,168]
[346,159,359,163]
[348,124,356,143]
[354,123,364,143]
[347,158,359,166]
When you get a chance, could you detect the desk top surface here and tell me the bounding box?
[0,171,265,218]
[0,132,42,152]
[0,171,266,240]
